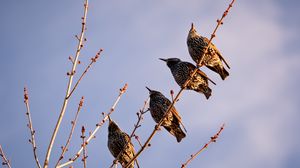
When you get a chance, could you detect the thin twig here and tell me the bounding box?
[57,84,128,168]
[170,90,175,102]
[124,1,235,167]
[109,98,149,168]
[66,49,103,99]
[0,145,12,168]
[130,98,149,138]
[24,87,42,168]
[43,1,89,167]
[196,0,236,67]
[69,56,75,64]
[170,90,187,133]
[55,97,84,167]
[133,135,143,148]
[181,124,225,168]
[81,126,88,168]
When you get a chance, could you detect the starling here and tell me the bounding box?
[107,117,135,168]
[187,23,230,80]
[146,87,186,142]
[160,58,216,99]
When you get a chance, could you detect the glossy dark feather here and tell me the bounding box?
[108,120,135,168]
[146,87,186,142]
[160,58,214,99]
[187,23,230,80]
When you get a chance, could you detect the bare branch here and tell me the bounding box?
[0,145,12,168]
[81,126,88,168]
[43,0,90,167]
[170,90,175,102]
[66,49,103,99]
[181,124,225,168]
[57,84,128,168]
[133,135,143,148]
[24,87,42,168]
[129,98,149,138]
[124,0,235,167]
[55,97,84,167]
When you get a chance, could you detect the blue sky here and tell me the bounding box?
[1,0,300,167]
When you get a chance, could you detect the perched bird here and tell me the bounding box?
[160,58,216,99]
[146,87,186,142]
[187,23,230,80]
[107,117,135,168]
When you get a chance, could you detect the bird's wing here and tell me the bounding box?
[109,134,125,158]
[121,132,135,158]
[195,36,208,47]
[197,68,216,85]
[162,98,181,121]
[210,43,231,69]
[202,36,230,69]
[155,102,172,120]
[124,133,140,168]
[170,107,182,121]
[185,62,216,85]
[123,133,134,148]
[164,98,188,132]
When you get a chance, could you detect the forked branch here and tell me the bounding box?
[57,84,128,168]
[43,0,89,167]
[55,97,84,167]
[67,49,103,99]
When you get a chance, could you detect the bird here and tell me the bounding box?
[187,23,230,80]
[159,58,216,99]
[146,87,186,142]
[107,116,135,168]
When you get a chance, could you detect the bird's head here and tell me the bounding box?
[146,87,162,98]
[108,116,121,133]
[159,58,181,68]
[188,22,198,36]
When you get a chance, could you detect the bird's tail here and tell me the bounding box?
[204,87,212,99]
[219,67,229,80]
[198,86,212,100]
[207,65,229,80]
[164,126,186,143]
[174,127,186,143]
[123,161,134,168]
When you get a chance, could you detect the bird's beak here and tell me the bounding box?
[146,86,152,92]
[108,115,112,122]
[159,58,167,62]
[191,22,194,29]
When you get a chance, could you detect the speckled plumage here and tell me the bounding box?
[187,23,230,80]
[160,58,215,99]
[107,119,135,168]
[146,87,186,142]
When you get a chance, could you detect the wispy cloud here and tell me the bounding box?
[0,0,299,167]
